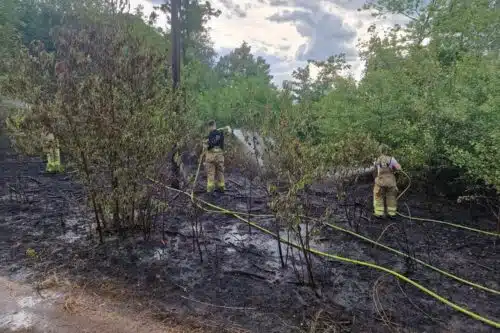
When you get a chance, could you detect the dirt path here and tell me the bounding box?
[0,276,198,333]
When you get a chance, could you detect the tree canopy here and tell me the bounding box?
[1,0,499,218]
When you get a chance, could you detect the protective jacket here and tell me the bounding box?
[205,129,225,192]
[374,155,398,188]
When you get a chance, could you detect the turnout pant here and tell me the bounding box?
[205,150,225,192]
[373,174,398,217]
[43,133,63,173]
[46,147,62,173]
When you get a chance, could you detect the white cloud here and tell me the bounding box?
[132,0,407,84]
[129,0,168,27]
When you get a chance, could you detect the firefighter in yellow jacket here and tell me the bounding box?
[373,144,401,218]
[42,131,63,173]
[204,120,231,193]
[6,112,62,173]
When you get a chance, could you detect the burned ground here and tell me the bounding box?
[0,128,499,333]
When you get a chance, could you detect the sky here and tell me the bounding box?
[129,0,408,85]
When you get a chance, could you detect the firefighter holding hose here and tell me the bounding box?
[6,111,63,173]
[42,131,63,173]
[204,120,232,193]
[373,144,401,218]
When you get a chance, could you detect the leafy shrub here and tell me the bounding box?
[6,8,182,242]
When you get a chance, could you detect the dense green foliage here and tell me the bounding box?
[0,0,499,235]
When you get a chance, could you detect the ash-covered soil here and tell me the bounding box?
[1,128,499,333]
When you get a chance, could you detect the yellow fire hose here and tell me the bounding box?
[321,220,500,295]
[147,177,500,329]
[193,150,498,237]
[190,146,206,201]
[190,160,499,235]
[396,170,499,237]
[171,159,500,295]
[189,137,273,218]
[396,169,412,201]
[187,158,499,294]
